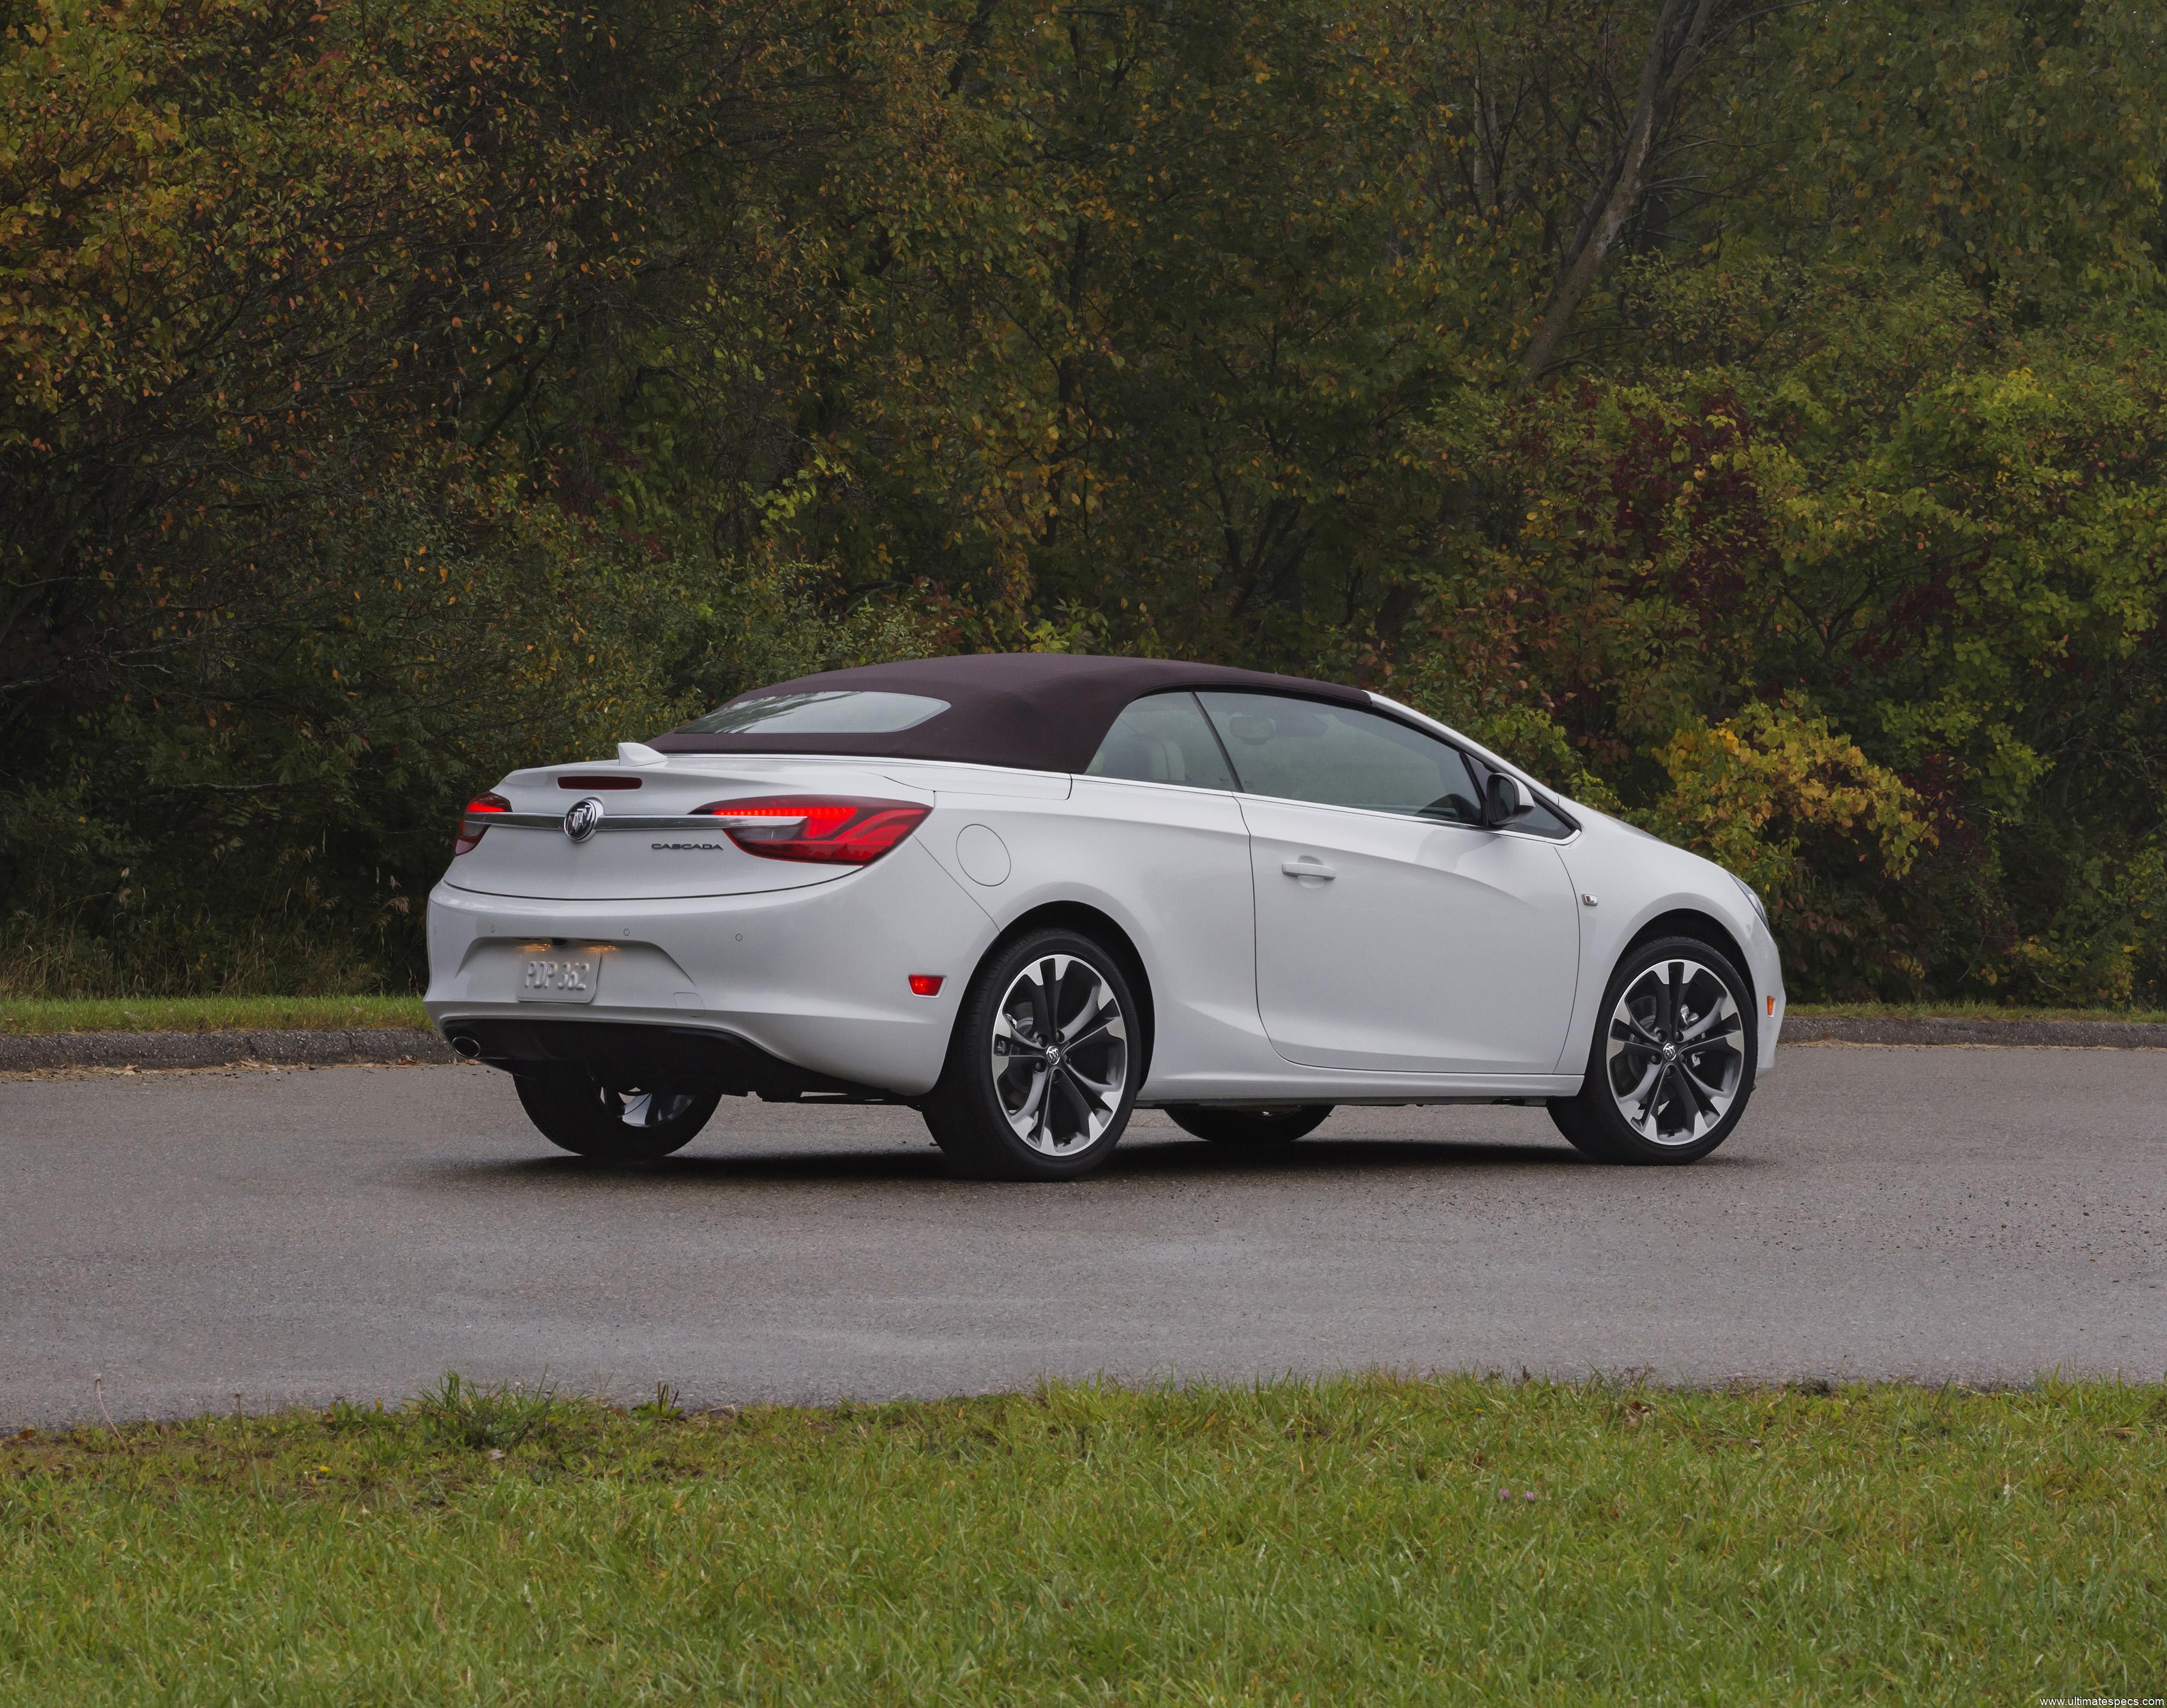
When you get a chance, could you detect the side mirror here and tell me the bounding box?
[1483,772,1533,828]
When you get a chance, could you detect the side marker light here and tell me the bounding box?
[1767,995,1776,1016]
[908,975,944,997]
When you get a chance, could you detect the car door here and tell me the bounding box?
[1069,691,1260,1085]
[1197,691,1581,1075]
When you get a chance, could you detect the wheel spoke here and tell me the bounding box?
[1676,1060,1718,1120]
[991,1010,1045,1062]
[1614,1007,1665,1050]
[1029,1067,1053,1145]
[1061,979,1112,1044]
[1008,1063,1051,1125]
[1614,1058,1661,1110]
[1638,1062,1671,1126]
[1062,1061,1119,1101]
[1684,1038,1738,1074]
[1066,1010,1126,1058]
[1679,1004,1738,1045]
[1053,1068,1104,1144]
[1036,958,1064,1044]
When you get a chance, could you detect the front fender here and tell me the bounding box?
[1553,826,1784,1082]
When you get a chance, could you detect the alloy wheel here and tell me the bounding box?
[1603,958,1745,1146]
[988,954,1129,1156]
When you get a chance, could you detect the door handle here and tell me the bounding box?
[1282,857,1336,880]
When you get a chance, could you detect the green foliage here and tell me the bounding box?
[1464,271,2167,996]
[0,0,934,992]
[1634,700,1936,985]
[2,0,2163,1000]
[406,1372,574,1452]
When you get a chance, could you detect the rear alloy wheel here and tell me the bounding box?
[1165,1104,1333,1147]
[1548,936,1756,1165]
[922,929,1140,1180]
[514,1072,721,1161]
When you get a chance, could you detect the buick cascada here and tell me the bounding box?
[426,653,1784,1178]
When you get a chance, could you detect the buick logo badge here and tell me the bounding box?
[563,797,605,843]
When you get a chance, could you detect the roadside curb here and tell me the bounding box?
[4,1016,2165,1073]
[1782,1016,2167,1050]
[0,1028,457,1072]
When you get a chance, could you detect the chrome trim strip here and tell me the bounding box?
[476,812,805,832]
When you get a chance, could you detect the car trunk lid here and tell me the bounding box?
[444,759,934,900]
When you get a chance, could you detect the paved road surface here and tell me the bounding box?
[4,1047,2162,1424]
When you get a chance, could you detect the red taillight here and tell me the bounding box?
[693,796,930,865]
[454,791,510,856]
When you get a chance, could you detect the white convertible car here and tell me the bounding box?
[426,654,1783,1177]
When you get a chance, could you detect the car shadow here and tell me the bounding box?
[1103,1136,1586,1176]
[424,1132,1662,1190]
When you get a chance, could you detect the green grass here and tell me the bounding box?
[1790,1000,2167,1024]
[0,994,427,1035]
[3,1375,2160,1704]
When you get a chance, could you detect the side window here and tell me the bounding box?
[1197,692,1483,824]
[1085,692,1238,791]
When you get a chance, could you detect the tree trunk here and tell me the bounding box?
[1517,0,1720,385]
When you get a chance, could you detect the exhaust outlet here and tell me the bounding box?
[448,1034,483,1060]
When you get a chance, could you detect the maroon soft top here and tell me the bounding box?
[649,652,1369,773]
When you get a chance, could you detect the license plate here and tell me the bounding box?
[518,949,600,1004]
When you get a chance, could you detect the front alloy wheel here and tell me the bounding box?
[1602,958,1746,1146]
[923,929,1141,1180]
[1549,935,1757,1165]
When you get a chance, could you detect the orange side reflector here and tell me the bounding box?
[1767,995,1776,1016]
[909,975,944,997]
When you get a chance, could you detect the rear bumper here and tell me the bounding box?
[423,840,995,1097]
[442,1016,896,1101]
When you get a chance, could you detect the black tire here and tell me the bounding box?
[922,928,1142,1181]
[1165,1104,1333,1146]
[513,1071,721,1161]
[1548,935,1759,1165]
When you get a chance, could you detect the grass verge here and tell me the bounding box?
[3,1375,2160,1703]
[0,995,427,1035]
[1789,1000,2167,1024]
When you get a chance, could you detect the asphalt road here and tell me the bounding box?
[4,1045,2163,1425]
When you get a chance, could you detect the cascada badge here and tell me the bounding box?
[562,797,605,843]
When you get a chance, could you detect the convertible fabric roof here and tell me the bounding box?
[650,653,1371,773]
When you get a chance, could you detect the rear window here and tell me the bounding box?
[679,691,950,736]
